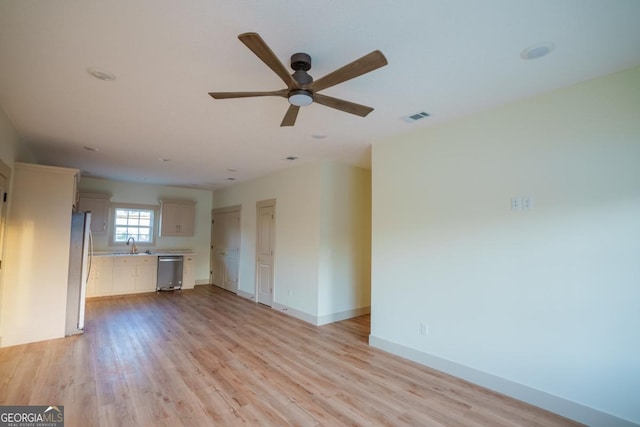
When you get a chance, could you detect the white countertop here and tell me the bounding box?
[94,250,195,257]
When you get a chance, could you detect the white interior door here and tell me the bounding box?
[211,212,224,287]
[223,210,240,293]
[210,207,240,293]
[256,201,275,306]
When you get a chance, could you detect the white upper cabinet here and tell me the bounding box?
[159,199,195,237]
[78,192,111,234]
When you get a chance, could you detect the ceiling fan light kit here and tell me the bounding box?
[288,90,313,106]
[209,32,387,127]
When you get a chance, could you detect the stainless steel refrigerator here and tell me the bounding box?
[65,211,92,336]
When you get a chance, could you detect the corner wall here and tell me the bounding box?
[318,162,371,323]
[0,107,20,344]
[1,164,78,347]
[213,163,323,318]
[212,161,371,324]
[370,66,640,426]
[0,107,35,165]
[0,108,19,164]
[0,107,31,341]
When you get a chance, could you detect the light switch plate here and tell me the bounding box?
[511,196,522,211]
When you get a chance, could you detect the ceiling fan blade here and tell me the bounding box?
[280,105,300,126]
[311,50,388,92]
[313,93,374,117]
[238,32,298,90]
[208,89,287,99]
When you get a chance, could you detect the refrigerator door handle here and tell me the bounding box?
[87,230,93,280]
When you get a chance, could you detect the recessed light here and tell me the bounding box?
[87,67,116,81]
[284,156,298,161]
[82,145,99,152]
[520,42,555,60]
[311,134,327,139]
[226,168,238,172]
[159,158,171,162]
[227,177,236,181]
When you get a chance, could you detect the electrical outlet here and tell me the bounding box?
[288,289,292,296]
[523,196,534,210]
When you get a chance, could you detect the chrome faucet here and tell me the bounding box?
[126,237,137,254]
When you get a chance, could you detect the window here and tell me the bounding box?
[110,204,157,246]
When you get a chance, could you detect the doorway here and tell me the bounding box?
[255,199,275,306]
[210,205,241,293]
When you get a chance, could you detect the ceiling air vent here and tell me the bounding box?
[402,111,430,123]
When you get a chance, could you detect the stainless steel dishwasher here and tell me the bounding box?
[156,256,183,291]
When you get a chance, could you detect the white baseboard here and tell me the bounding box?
[237,290,255,301]
[271,302,317,324]
[368,335,637,427]
[195,279,209,286]
[270,303,371,326]
[317,306,370,326]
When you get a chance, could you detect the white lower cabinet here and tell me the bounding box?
[112,257,136,294]
[182,255,196,289]
[88,256,114,297]
[89,255,158,297]
[135,257,158,292]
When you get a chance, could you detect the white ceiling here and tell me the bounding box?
[1,0,639,189]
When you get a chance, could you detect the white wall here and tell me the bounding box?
[0,107,20,342]
[371,66,640,426]
[78,177,213,283]
[1,164,78,347]
[212,161,371,324]
[318,162,371,320]
[0,108,19,164]
[213,163,323,317]
[0,107,35,165]
[0,107,31,345]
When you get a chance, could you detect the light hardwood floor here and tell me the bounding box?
[0,285,581,426]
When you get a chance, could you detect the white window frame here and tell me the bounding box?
[108,203,158,248]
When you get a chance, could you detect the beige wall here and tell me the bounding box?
[0,107,35,165]
[78,177,213,283]
[318,162,371,319]
[213,163,323,317]
[1,164,78,347]
[212,161,371,324]
[371,66,640,425]
[0,108,20,345]
[0,108,19,165]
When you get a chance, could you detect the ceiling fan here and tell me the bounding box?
[208,32,388,127]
